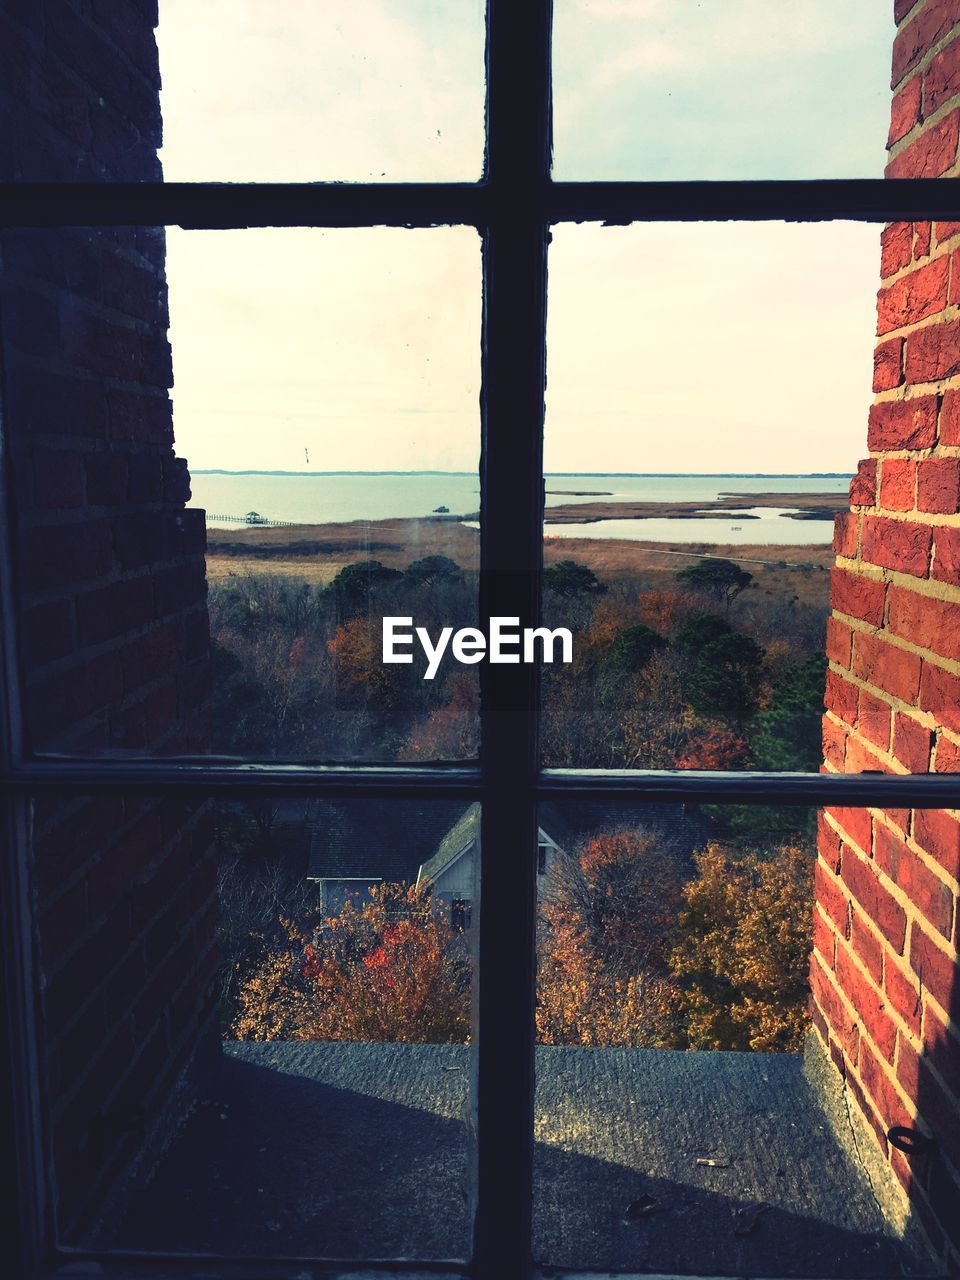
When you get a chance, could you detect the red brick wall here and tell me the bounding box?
[0,0,216,1240]
[814,1,960,1264]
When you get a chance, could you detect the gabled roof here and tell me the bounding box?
[416,802,480,885]
[307,798,467,885]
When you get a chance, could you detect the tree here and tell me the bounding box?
[405,555,463,586]
[398,673,479,760]
[684,632,764,726]
[330,559,401,619]
[676,558,753,609]
[543,559,604,597]
[672,613,732,656]
[677,726,751,770]
[609,623,666,673]
[751,652,827,772]
[328,615,399,712]
[669,842,814,1052]
[536,826,688,1047]
[231,882,471,1044]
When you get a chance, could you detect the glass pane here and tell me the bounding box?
[36,791,477,1258]
[541,221,932,774]
[533,800,947,1275]
[2,225,481,760]
[158,1,486,181]
[553,1,891,180]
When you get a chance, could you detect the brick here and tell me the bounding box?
[127,454,163,503]
[825,668,858,726]
[831,569,886,628]
[881,222,913,278]
[24,599,74,667]
[874,336,905,392]
[861,516,931,576]
[826,616,853,669]
[852,632,922,703]
[867,395,938,448]
[810,954,860,1061]
[887,108,960,177]
[75,577,154,647]
[877,256,949,334]
[934,734,960,771]
[914,221,932,259]
[833,511,859,557]
[821,715,844,771]
[814,906,837,968]
[895,0,922,20]
[905,316,960,382]
[830,807,874,856]
[858,1036,911,1131]
[19,521,114,592]
[880,458,918,511]
[914,808,960,880]
[888,585,960,663]
[85,453,129,506]
[941,387,960,443]
[935,220,960,244]
[894,4,960,87]
[837,937,897,1059]
[924,32,960,114]
[842,847,908,954]
[850,913,884,983]
[892,711,934,772]
[858,688,893,751]
[918,457,960,514]
[815,859,850,933]
[889,75,922,147]
[885,961,923,1036]
[923,1005,960,1099]
[845,737,889,774]
[920,661,960,735]
[877,821,954,936]
[893,111,960,182]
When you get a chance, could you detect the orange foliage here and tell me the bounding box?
[231,882,471,1044]
[537,827,686,1047]
[398,673,479,760]
[328,616,397,709]
[676,726,751,769]
[636,587,701,636]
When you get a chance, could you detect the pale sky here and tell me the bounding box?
[157,1,893,475]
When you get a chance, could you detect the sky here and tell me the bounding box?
[157,0,894,475]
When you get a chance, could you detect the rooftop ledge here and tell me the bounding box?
[100,1041,936,1276]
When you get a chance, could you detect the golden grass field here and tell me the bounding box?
[205,510,835,613]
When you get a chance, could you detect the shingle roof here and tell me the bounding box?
[416,802,480,884]
[306,798,469,885]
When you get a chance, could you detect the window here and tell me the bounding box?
[2,4,960,1280]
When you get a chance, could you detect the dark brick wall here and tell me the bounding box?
[0,0,215,1240]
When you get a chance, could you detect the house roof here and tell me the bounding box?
[306,798,468,885]
[416,802,480,885]
[308,797,709,887]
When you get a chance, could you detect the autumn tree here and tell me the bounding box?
[232,882,471,1044]
[668,841,814,1052]
[398,672,479,760]
[537,826,688,1047]
[676,726,751,770]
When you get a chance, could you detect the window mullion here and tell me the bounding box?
[475,4,552,1278]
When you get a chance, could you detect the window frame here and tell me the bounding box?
[1,4,960,1278]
